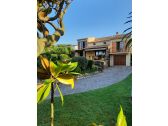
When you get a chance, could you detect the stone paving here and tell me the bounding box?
[55,66,132,96]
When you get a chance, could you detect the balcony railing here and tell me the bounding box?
[110,48,128,53]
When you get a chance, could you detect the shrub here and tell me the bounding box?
[87,60,93,70]
[71,56,88,71]
[73,65,82,73]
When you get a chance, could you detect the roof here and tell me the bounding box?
[77,34,125,43]
[84,45,108,51]
[94,34,124,43]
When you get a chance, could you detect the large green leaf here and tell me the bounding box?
[116,105,127,126]
[67,62,78,72]
[50,61,61,77]
[56,74,75,89]
[37,83,51,103]
[56,84,64,106]
[37,84,47,103]
[37,38,47,57]
[44,78,54,85]
[37,79,54,103]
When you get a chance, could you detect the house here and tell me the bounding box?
[75,32,132,66]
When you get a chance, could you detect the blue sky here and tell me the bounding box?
[53,0,132,45]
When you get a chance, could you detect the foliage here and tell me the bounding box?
[116,106,127,126]
[42,45,74,63]
[122,12,132,50]
[87,60,94,70]
[37,0,73,56]
[37,74,132,126]
[71,56,88,71]
[72,65,82,73]
[37,56,78,103]
[37,55,78,126]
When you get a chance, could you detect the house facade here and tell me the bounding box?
[75,32,132,67]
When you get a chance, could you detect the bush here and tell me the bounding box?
[73,65,82,73]
[71,56,88,71]
[87,60,93,70]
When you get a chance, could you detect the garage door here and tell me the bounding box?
[114,55,126,65]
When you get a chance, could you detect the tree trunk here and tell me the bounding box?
[51,83,54,126]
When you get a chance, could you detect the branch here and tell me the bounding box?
[48,0,65,21]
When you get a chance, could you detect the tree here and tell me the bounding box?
[123,12,132,50]
[37,1,77,126]
[37,56,78,126]
[37,0,73,56]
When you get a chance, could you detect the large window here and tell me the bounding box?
[79,41,86,49]
[95,50,106,56]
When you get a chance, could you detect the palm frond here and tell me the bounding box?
[123,27,132,33]
[127,16,132,18]
[122,31,132,41]
[125,38,132,49]
[124,20,132,24]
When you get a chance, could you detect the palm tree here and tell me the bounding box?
[123,12,132,50]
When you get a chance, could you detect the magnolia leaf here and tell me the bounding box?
[44,78,54,85]
[37,83,51,103]
[37,83,44,91]
[40,56,50,71]
[37,67,50,79]
[37,38,46,57]
[40,83,51,102]
[50,61,61,77]
[37,84,47,103]
[116,105,127,126]
[67,62,78,72]
[56,74,75,89]
[69,72,81,75]
[56,84,64,106]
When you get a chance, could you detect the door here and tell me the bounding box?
[114,55,126,65]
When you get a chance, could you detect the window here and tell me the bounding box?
[95,50,106,56]
[116,41,124,51]
[79,41,86,49]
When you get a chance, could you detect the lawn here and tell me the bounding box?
[37,74,132,126]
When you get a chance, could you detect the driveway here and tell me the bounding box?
[55,66,132,96]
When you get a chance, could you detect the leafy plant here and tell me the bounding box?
[37,56,79,126]
[116,105,127,126]
[71,56,88,71]
[87,60,94,70]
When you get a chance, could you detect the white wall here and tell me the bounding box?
[126,53,131,66]
[110,55,114,66]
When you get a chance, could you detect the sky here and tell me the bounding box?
[51,0,132,45]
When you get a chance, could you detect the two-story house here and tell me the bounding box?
[75,32,132,67]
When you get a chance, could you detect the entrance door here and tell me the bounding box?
[114,55,126,65]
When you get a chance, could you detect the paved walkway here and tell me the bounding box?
[55,66,132,96]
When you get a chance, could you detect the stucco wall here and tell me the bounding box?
[85,51,95,60]
[110,55,114,66]
[126,53,131,66]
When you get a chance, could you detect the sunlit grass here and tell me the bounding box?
[38,74,132,126]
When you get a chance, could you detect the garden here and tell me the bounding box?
[37,0,131,126]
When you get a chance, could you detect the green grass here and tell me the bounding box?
[37,74,132,126]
